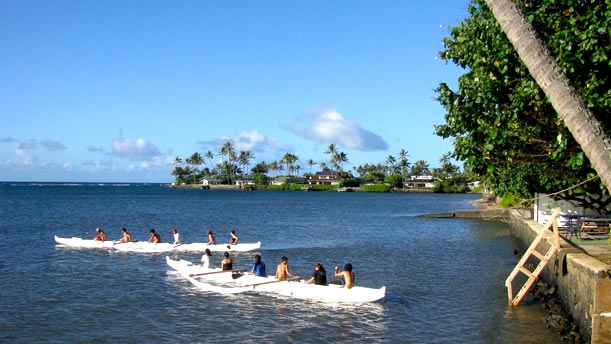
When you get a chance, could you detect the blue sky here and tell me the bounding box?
[1,1,469,183]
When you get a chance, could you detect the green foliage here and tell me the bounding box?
[311,184,338,191]
[360,184,391,192]
[434,179,468,193]
[436,0,611,199]
[252,173,269,185]
[340,178,360,187]
[383,174,403,188]
[499,194,519,208]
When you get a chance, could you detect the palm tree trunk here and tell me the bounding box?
[485,0,611,192]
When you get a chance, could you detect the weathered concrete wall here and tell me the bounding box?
[509,209,611,343]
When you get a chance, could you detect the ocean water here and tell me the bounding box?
[0,184,562,343]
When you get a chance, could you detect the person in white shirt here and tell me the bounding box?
[172,228,181,244]
[200,249,212,268]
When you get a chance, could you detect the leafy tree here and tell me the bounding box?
[435,0,611,200]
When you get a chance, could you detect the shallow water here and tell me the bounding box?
[0,185,562,343]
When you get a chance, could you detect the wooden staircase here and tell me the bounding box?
[505,207,561,306]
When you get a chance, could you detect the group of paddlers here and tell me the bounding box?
[199,250,355,289]
[92,227,237,246]
[93,227,355,288]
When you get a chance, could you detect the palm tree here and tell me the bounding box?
[484,0,611,191]
[306,159,317,178]
[189,152,203,184]
[228,149,237,185]
[337,152,349,174]
[324,144,339,178]
[411,160,430,177]
[174,156,183,168]
[238,150,254,179]
[268,161,278,177]
[398,149,410,187]
[205,150,215,178]
[386,155,397,176]
[217,141,234,184]
[439,152,454,179]
[281,153,298,177]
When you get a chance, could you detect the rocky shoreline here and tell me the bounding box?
[532,280,582,343]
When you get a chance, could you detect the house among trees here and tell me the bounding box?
[309,171,350,185]
[270,176,307,186]
[405,175,437,188]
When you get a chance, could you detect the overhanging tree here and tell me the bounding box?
[436,0,611,202]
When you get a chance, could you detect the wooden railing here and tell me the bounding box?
[505,207,561,306]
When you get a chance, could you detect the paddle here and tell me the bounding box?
[189,269,245,277]
[113,240,136,245]
[246,276,300,288]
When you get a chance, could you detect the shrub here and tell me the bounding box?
[499,194,519,208]
[360,184,391,192]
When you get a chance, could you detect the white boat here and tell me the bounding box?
[54,235,260,253]
[54,235,115,248]
[166,257,386,303]
[113,241,261,253]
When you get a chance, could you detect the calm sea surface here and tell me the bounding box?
[0,184,562,343]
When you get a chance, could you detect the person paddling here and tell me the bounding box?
[118,227,131,243]
[148,229,161,244]
[221,252,233,271]
[229,230,238,245]
[249,254,266,277]
[172,228,180,244]
[304,263,327,286]
[334,263,355,289]
[93,228,107,241]
[207,230,216,245]
[200,248,212,268]
[275,256,299,281]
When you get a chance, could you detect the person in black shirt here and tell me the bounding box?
[304,263,327,286]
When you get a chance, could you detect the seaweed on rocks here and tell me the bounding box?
[532,280,582,343]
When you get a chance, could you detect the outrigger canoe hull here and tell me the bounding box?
[166,257,386,303]
[55,235,261,253]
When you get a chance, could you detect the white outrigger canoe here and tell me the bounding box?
[54,235,115,248]
[166,257,386,303]
[55,235,261,253]
[112,241,261,253]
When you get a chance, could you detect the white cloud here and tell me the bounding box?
[234,130,267,151]
[111,136,161,160]
[197,130,271,155]
[288,107,388,151]
[15,141,37,165]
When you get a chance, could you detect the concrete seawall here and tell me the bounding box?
[509,209,611,343]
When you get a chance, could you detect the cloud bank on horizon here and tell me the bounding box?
[289,107,389,151]
[0,107,391,181]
